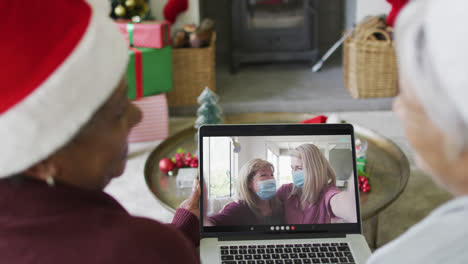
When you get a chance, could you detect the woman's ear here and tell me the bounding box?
[23,159,57,182]
[248,178,255,191]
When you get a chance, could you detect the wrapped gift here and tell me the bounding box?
[127,46,173,99]
[128,94,169,143]
[356,157,367,173]
[116,21,171,49]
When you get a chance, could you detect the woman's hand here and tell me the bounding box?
[179,179,201,220]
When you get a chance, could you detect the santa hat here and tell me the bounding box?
[395,0,468,152]
[0,0,128,178]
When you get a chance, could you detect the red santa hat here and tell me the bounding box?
[0,0,128,178]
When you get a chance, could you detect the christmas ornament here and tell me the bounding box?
[355,138,368,174]
[125,0,136,8]
[110,0,152,21]
[358,172,371,193]
[194,87,223,130]
[355,137,371,193]
[132,16,142,23]
[159,158,175,174]
[160,149,198,175]
[355,138,368,159]
[114,4,126,17]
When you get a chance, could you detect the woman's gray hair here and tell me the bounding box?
[395,0,468,158]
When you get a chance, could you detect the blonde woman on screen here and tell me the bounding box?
[277,143,357,224]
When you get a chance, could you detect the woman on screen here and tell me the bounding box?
[277,144,357,224]
[208,159,284,226]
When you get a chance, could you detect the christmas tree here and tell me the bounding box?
[195,87,222,130]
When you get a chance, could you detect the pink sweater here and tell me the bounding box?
[277,183,340,224]
[0,178,200,264]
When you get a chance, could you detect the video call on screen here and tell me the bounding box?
[202,135,358,227]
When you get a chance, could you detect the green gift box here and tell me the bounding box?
[127,46,173,100]
[356,157,367,173]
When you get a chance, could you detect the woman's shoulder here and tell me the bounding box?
[277,183,294,193]
[277,183,294,198]
[209,200,255,226]
[116,215,186,242]
[324,185,340,193]
[112,215,198,261]
[223,200,250,212]
[322,185,341,199]
[367,197,468,264]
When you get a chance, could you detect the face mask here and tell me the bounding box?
[292,170,305,188]
[256,179,277,200]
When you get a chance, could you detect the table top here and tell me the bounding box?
[144,112,410,220]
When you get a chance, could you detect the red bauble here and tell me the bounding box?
[185,152,192,166]
[175,159,185,169]
[159,158,175,174]
[190,159,198,168]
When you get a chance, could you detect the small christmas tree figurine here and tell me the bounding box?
[195,87,222,130]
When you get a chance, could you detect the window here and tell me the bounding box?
[267,148,278,173]
[278,155,292,186]
[208,137,232,198]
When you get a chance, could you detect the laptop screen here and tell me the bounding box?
[199,124,361,237]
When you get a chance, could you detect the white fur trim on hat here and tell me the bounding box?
[0,7,128,178]
[395,0,468,151]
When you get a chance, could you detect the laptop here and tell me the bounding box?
[199,124,371,264]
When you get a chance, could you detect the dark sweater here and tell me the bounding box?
[0,178,200,264]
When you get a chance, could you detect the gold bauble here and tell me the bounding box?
[125,0,136,8]
[114,4,126,17]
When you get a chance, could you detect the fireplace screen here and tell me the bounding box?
[247,0,306,29]
[231,0,319,72]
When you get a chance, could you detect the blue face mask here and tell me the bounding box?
[292,170,305,188]
[256,179,277,200]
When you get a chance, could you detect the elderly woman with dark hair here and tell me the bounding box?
[367,0,468,263]
[0,1,200,263]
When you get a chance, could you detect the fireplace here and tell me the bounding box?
[231,0,319,72]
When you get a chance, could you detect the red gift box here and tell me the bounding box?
[128,94,169,143]
[116,21,171,49]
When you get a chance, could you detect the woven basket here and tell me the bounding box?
[343,22,398,98]
[167,33,216,106]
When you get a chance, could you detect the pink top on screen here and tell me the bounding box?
[276,183,341,224]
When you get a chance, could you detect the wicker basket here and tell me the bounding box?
[343,20,398,98]
[167,33,216,106]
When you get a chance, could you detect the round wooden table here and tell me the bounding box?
[144,113,410,249]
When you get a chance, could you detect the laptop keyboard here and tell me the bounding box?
[220,242,355,264]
